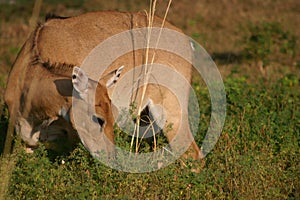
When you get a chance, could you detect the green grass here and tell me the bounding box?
[240,21,297,67]
[1,73,299,199]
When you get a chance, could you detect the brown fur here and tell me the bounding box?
[5,11,202,159]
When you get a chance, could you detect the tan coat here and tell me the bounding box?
[5,11,202,160]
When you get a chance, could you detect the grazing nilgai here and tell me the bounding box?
[4,11,203,160]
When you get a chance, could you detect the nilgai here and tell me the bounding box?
[4,11,203,160]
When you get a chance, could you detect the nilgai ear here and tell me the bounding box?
[72,66,89,95]
[106,65,124,88]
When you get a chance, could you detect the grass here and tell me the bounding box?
[2,74,299,199]
[1,70,298,199]
[0,0,299,199]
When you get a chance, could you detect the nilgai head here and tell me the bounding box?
[71,66,124,155]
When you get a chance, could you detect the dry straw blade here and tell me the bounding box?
[131,0,173,153]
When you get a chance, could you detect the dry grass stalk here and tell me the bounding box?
[29,0,43,33]
[131,0,173,154]
[0,156,16,200]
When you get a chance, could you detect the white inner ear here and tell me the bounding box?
[72,66,89,95]
[106,65,124,88]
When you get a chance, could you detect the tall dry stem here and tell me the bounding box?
[131,0,173,153]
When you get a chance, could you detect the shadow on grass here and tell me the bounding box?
[0,103,8,156]
[211,52,243,65]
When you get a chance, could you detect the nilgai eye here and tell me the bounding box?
[92,115,105,127]
[97,117,105,127]
[72,75,76,79]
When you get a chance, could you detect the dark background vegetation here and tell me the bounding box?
[0,0,299,199]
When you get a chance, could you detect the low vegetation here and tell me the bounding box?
[1,72,298,199]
